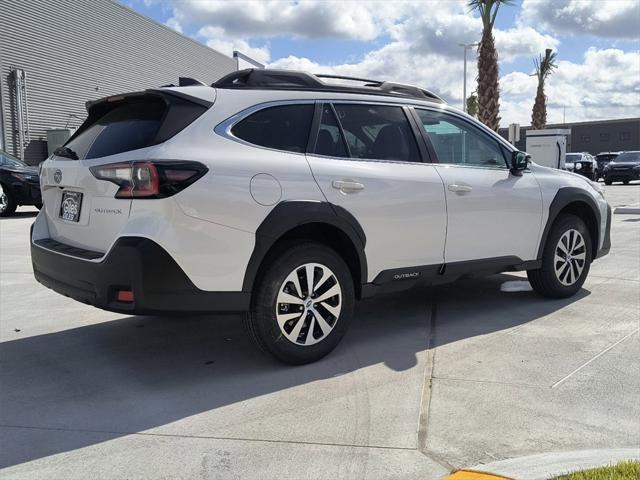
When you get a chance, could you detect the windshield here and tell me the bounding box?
[614,152,640,163]
[0,150,28,168]
[565,154,581,162]
[596,154,617,162]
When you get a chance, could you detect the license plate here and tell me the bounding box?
[59,191,83,222]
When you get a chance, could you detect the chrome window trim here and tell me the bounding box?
[306,151,434,167]
[214,100,316,156]
[214,97,518,162]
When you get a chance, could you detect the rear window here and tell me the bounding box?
[60,94,207,160]
[565,154,582,162]
[232,104,313,153]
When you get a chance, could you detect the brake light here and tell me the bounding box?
[90,161,207,199]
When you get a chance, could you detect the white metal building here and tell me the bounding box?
[0,0,237,164]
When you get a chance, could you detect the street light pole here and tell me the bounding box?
[459,43,479,112]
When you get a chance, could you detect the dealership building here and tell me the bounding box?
[0,0,237,165]
[498,117,640,155]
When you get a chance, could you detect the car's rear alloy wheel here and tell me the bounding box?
[276,263,342,346]
[554,229,586,286]
[528,214,592,298]
[247,242,354,364]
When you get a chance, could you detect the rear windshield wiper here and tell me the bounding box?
[53,146,79,160]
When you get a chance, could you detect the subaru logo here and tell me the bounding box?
[54,169,62,184]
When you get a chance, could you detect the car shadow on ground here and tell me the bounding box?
[0,273,589,468]
[0,211,38,220]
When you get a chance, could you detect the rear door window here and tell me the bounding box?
[332,104,420,162]
[232,104,314,153]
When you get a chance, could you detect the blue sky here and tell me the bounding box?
[122,0,639,125]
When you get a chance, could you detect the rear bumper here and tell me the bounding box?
[31,233,250,314]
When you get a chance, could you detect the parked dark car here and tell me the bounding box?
[595,152,620,180]
[603,151,640,185]
[565,152,598,180]
[0,149,42,216]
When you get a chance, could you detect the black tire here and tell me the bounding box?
[604,179,612,185]
[623,180,629,185]
[247,242,354,365]
[0,186,17,217]
[527,214,592,299]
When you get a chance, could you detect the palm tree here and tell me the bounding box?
[468,0,513,131]
[531,48,558,130]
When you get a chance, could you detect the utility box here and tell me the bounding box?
[46,128,73,156]
[525,129,571,169]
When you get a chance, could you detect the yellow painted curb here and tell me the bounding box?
[443,470,513,480]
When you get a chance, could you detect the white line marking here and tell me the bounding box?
[551,327,639,389]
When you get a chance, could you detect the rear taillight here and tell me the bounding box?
[90,161,207,199]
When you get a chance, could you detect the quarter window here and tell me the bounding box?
[332,104,420,162]
[416,110,507,168]
[232,104,314,153]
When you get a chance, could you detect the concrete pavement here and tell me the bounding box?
[0,184,638,479]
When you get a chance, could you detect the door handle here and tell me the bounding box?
[332,180,364,193]
[448,184,473,194]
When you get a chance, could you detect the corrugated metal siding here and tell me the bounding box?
[0,0,236,164]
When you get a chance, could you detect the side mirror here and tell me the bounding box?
[510,151,530,176]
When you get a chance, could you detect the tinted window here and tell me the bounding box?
[615,151,640,162]
[64,98,166,160]
[0,151,26,168]
[232,104,313,153]
[314,105,348,157]
[416,110,506,168]
[332,104,420,162]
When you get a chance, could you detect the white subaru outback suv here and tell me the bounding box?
[32,69,611,364]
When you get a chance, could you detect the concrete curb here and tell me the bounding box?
[613,207,640,214]
[465,448,640,480]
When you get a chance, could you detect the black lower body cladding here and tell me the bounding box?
[31,235,249,314]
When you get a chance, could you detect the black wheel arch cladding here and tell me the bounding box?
[242,201,367,293]
[538,187,602,261]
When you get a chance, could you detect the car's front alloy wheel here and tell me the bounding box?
[553,229,586,286]
[528,213,592,298]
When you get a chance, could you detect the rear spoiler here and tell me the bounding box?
[84,89,213,112]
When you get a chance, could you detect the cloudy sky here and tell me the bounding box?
[124,0,639,126]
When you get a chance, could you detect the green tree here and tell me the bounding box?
[468,0,513,131]
[466,93,478,117]
[531,48,558,129]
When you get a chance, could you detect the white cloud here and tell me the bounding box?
[272,48,640,126]
[168,0,406,41]
[500,48,640,125]
[155,1,638,125]
[165,17,182,33]
[198,26,271,64]
[520,0,640,39]
[494,27,559,62]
